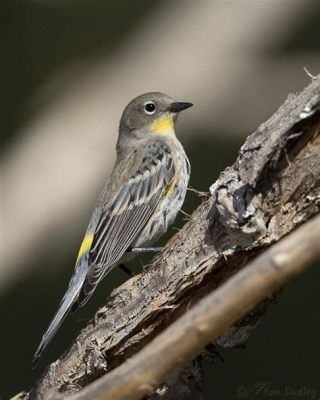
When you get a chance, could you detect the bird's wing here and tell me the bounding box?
[78,140,175,306]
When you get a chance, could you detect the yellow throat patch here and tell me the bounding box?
[77,233,94,262]
[150,116,174,134]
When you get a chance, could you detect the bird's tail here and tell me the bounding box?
[32,260,87,368]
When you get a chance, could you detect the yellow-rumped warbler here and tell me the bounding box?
[33,92,192,366]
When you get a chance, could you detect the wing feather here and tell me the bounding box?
[78,140,175,305]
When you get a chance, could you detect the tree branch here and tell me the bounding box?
[27,76,320,399]
[65,215,320,400]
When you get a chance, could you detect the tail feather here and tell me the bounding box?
[32,290,76,368]
[32,260,88,368]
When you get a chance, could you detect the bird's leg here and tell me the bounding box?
[128,247,164,253]
[119,263,134,277]
[120,248,163,277]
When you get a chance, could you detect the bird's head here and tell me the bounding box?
[118,92,193,145]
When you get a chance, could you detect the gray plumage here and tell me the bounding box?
[33,92,192,366]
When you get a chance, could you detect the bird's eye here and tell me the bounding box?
[144,101,156,114]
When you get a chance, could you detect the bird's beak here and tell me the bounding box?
[167,102,193,113]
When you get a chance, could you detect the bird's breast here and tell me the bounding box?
[134,141,190,248]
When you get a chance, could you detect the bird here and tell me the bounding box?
[33,92,192,367]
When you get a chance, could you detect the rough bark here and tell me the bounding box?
[26,76,320,399]
[65,215,320,400]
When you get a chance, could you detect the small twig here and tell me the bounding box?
[303,66,317,80]
[187,186,209,197]
[179,209,191,219]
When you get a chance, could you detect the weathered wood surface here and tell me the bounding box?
[64,215,320,400]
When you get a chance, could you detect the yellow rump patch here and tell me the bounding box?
[151,116,174,135]
[77,233,94,262]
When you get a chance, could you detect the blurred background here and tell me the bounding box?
[1,0,320,398]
